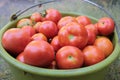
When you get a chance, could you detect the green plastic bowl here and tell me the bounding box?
[0,0,120,80]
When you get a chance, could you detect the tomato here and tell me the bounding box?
[38,21,58,38]
[85,24,98,35]
[44,8,62,24]
[17,18,33,28]
[83,45,105,66]
[86,29,96,45]
[16,52,25,63]
[21,26,36,37]
[57,16,77,29]
[76,16,91,26]
[33,22,42,32]
[56,46,84,69]
[94,36,114,57]
[50,36,61,52]
[24,40,55,67]
[58,22,88,49]
[2,28,31,56]
[30,12,42,23]
[97,17,115,36]
[31,33,47,41]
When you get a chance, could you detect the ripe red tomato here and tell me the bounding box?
[31,33,47,41]
[50,36,61,52]
[17,18,33,28]
[38,21,58,38]
[56,46,84,69]
[21,26,36,37]
[33,22,42,33]
[44,8,62,24]
[30,12,42,23]
[2,28,31,56]
[24,40,55,67]
[76,16,91,26]
[86,29,96,45]
[16,52,25,63]
[97,17,115,36]
[94,37,114,57]
[83,45,105,66]
[58,22,88,49]
[85,24,98,35]
[57,16,77,29]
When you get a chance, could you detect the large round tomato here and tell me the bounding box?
[94,36,114,57]
[2,28,31,56]
[24,40,55,67]
[56,46,84,69]
[58,22,88,49]
[44,8,62,24]
[97,17,114,36]
[76,16,91,26]
[38,21,58,38]
[30,12,42,23]
[83,45,105,66]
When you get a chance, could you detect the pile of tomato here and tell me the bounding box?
[2,8,115,69]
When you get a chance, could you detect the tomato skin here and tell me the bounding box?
[30,12,42,23]
[31,33,47,41]
[17,18,33,28]
[58,22,88,49]
[33,22,42,33]
[24,40,55,67]
[97,17,114,36]
[38,21,58,39]
[21,26,36,37]
[76,16,91,26]
[85,24,98,35]
[86,29,96,45]
[94,37,113,57]
[83,45,105,66]
[45,8,62,24]
[16,52,25,63]
[56,46,84,69]
[2,28,31,56]
[57,16,77,29]
[50,36,61,52]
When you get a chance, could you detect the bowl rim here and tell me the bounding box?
[0,16,120,78]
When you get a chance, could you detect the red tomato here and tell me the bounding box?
[31,33,47,41]
[44,8,62,24]
[38,21,58,38]
[83,45,105,66]
[85,24,98,35]
[86,29,96,45]
[16,52,25,63]
[58,22,88,49]
[76,16,91,26]
[97,17,115,36]
[2,28,31,56]
[33,22,42,32]
[56,46,84,69]
[17,18,33,28]
[30,12,42,23]
[24,40,55,67]
[57,16,77,29]
[21,26,36,37]
[94,36,114,57]
[50,36,61,52]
